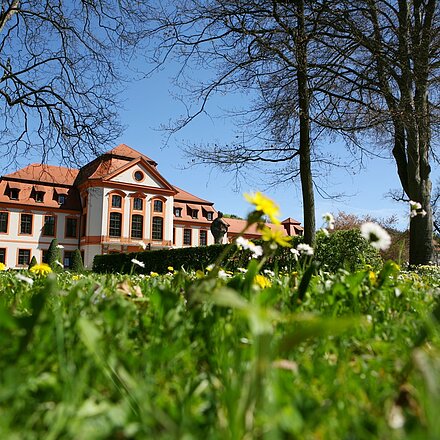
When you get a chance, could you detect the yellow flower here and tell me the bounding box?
[72,275,80,281]
[368,271,377,286]
[254,274,272,289]
[150,271,159,277]
[244,192,281,224]
[0,262,6,271]
[261,226,292,247]
[29,263,52,277]
[167,266,174,272]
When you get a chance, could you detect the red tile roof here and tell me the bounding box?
[105,144,157,166]
[173,186,213,205]
[4,164,78,185]
[0,179,81,211]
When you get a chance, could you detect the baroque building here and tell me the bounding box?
[0,144,303,269]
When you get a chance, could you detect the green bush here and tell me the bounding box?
[47,238,62,271]
[71,249,85,273]
[28,256,37,269]
[93,236,304,274]
[315,229,382,272]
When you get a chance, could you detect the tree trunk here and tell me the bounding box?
[296,0,315,245]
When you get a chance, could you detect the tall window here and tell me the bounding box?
[0,248,5,263]
[66,218,78,238]
[112,194,122,208]
[20,214,32,235]
[131,214,143,239]
[0,212,8,233]
[183,229,191,245]
[133,197,143,210]
[43,215,55,236]
[152,217,163,240]
[206,212,213,221]
[18,249,31,266]
[58,194,66,205]
[191,209,198,219]
[153,200,163,212]
[174,207,182,217]
[109,212,122,237]
[200,230,207,246]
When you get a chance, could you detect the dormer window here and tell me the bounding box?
[206,212,213,221]
[174,207,182,217]
[191,209,199,219]
[9,188,19,200]
[54,187,69,204]
[35,192,44,203]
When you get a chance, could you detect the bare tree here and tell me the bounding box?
[147,0,353,245]
[317,0,439,265]
[0,1,150,167]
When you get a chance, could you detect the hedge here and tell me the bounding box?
[93,237,304,275]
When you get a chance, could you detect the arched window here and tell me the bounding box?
[152,216,163,240]
[109,212,122,237]
[131,214,143,239]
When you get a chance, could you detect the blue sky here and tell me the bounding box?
[0,62,428,230]
[111,69,416,230]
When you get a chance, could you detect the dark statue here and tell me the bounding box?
[210,211,229,244]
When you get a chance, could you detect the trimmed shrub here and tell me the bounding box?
[28,256,37,269]
[93,236,304,275]
[315,229,382,272]
[71,249,85,273]
[47,239,62,271]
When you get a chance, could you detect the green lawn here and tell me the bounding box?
[1,261,439,439]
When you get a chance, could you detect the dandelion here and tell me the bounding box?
[150,271,159,277]
[322,212,335,230]
[167,266,174,272]
[131,258,145,268]
[254,274,271,289]
[297,243,314,256]
[16,273,34,285]
[244,192,281,224]
[29,263,52,277]
[261,226,292,247]
[0,262,6,271]
[360,222,391,251]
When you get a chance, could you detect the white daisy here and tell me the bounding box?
[322,212,335,230]
[138,241,147,250]
[290,248,300,260]
[297,243,314,256]
[16,273,34,285]
[360,222,391,251]
[56,244,64,249]
[131,258,145,268]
